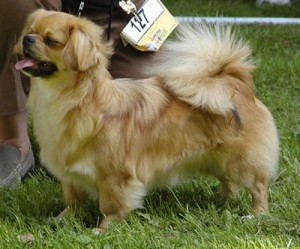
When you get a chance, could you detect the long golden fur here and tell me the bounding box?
[15,9,279,230]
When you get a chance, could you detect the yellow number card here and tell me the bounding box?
[120,0,178,51]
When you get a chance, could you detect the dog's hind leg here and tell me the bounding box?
[219,158,271,214]
[226,163,270,214]
[247,177,269,213]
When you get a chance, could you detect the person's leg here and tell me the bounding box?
[0,0,61,186]
[0,113,29,161]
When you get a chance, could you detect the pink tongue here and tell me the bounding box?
[15,58,37,71]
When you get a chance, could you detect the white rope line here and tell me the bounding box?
[175,16,300,25]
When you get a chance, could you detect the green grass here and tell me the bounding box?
[1,1,300,248]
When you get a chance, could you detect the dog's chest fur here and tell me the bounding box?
[28,82,100,190]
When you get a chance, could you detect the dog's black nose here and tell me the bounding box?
[22,35,35,46]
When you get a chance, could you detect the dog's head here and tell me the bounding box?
[14,9,113,78]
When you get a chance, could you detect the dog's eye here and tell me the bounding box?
[44,36,58,46]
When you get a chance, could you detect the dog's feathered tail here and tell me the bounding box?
[147,23,256,116]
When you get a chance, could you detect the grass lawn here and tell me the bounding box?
[1,1,299,248]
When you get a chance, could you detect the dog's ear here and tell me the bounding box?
[62,21,113,71]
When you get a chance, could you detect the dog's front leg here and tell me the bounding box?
[93,174,146,233]
[97,179,129,232]
[55,179,87,223]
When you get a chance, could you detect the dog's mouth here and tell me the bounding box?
[15,51,58,78]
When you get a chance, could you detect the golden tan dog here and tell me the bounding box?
[15,9,279,230]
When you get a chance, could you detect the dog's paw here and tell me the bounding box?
[240,214,255,221]
[92,227,105,235]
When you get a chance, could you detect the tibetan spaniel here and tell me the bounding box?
[14,9,279,231]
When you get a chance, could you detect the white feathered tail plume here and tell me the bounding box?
[147,23,256,116]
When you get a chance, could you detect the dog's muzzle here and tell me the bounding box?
[15,35,58,78]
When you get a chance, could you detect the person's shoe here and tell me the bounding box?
[0,144,35,187]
